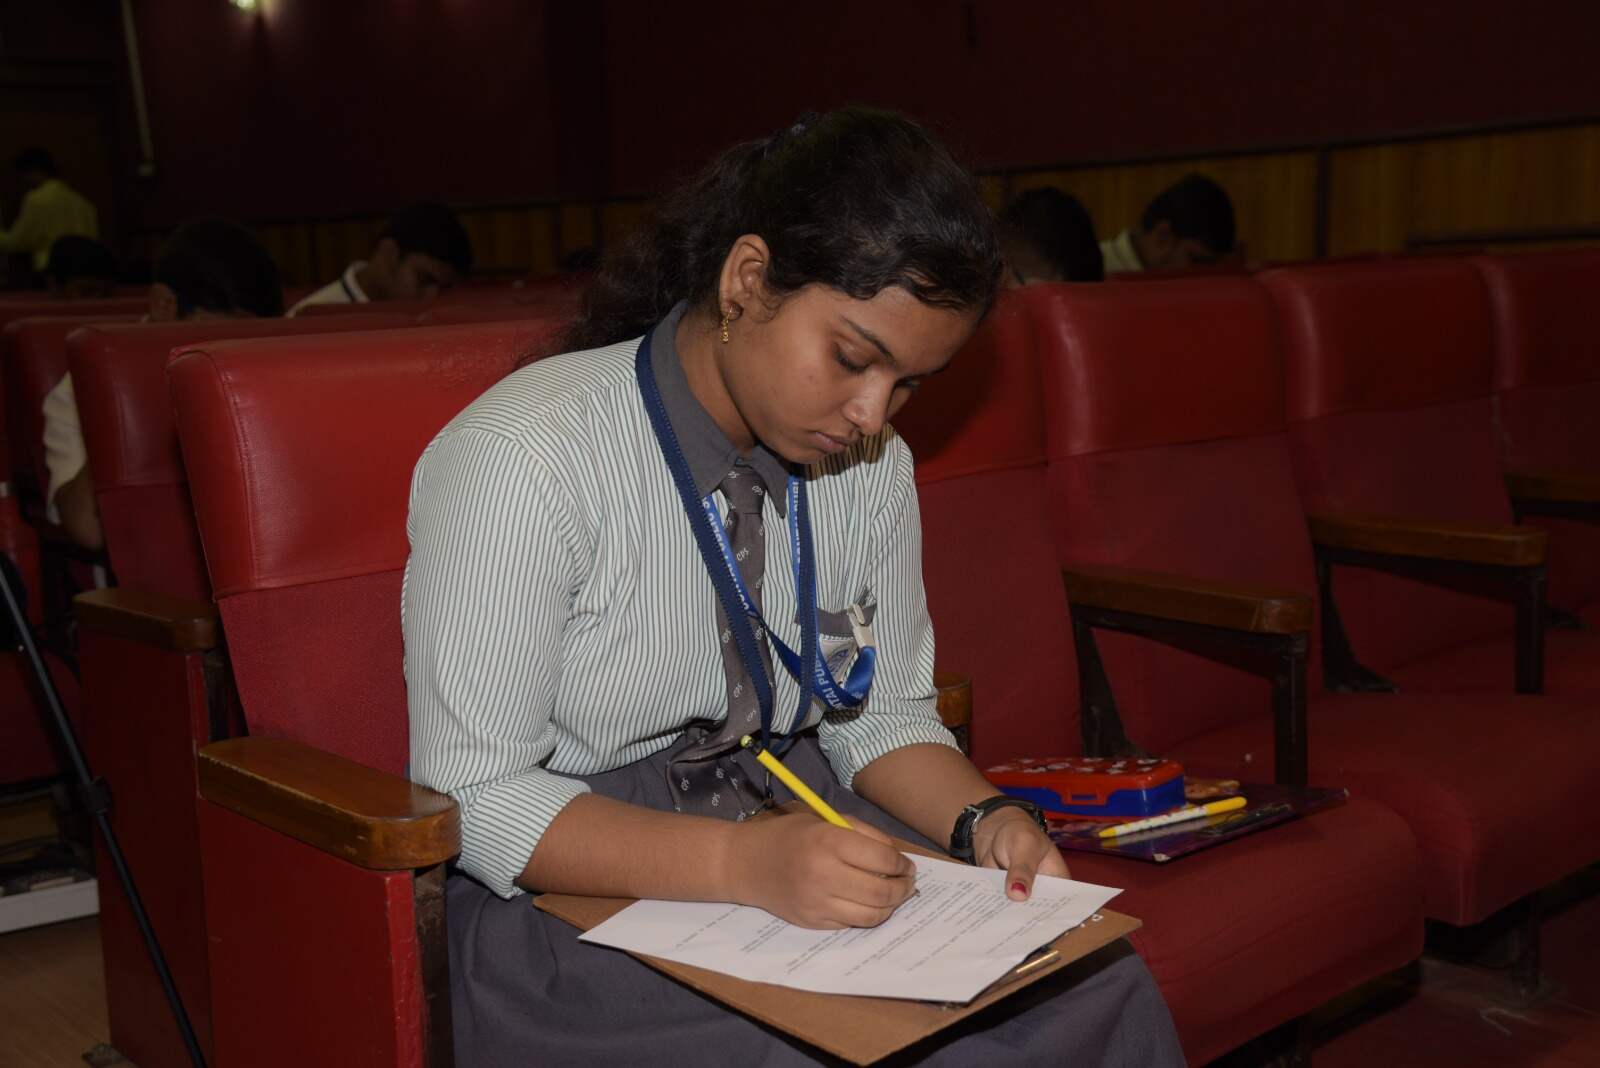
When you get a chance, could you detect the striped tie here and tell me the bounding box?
[668,462,777,819]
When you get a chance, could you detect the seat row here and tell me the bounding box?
[894,249,1600,1061]
[0,292,574,1067]
[7,249,1598,1066]
[0,284,574,790]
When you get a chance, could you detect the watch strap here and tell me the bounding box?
[948,795,1047,863]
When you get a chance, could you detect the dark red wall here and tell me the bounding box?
[128,1,563,226]
[601,0,1600,193]
[114,0,1600,222]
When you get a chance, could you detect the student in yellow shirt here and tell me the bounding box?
[0,148,99,275]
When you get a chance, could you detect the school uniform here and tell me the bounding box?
[403,303,1183,1065]
[1099,228,1145,274]
[286,260,368,316]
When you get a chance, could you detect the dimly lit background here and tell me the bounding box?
[5,1,1599,282]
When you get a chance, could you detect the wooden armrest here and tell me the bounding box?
[1505,470,1600,506]
[74,587,220,652]
[1062,562,1311,635]
[933,671,971,730]
[1308,511,1546,567]
[198,736,460,870]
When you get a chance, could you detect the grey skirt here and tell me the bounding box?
[447,734,1185,1066]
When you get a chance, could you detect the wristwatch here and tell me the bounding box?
[948,795,1048,863]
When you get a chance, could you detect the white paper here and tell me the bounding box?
[578,854,1122,1003]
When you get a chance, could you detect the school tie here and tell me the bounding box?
[668,462,779,819]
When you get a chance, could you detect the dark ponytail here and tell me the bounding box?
[567,107,1003,350]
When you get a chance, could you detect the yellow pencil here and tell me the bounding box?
[740,735,853,830]
[1096,796,1248,839]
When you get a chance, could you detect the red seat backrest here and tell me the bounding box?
[1473,248,1600,472]
[0,296,149,333]
[1260,260,1512,669]
[168,322,552,772]
[414,301,577,336]
[297,285,537,319]
[69,314,412,600]
[3,314,142,496]
[893,288,1081,767]
[1033,278,1318,753]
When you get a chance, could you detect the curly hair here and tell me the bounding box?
[567,107,1003,350]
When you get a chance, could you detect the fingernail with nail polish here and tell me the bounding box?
[1010,881,1027,896]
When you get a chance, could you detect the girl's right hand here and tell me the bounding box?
[727,812,917,929]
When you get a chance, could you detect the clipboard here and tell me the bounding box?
[535,823,1141,1066]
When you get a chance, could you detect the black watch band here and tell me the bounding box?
[948,795,1047,863]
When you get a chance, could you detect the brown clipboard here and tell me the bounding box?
[535,833,1141,1066]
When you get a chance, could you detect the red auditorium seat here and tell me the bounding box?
[0,312,139,790]
[1474,249,1600,626]
[1021,277,1599,948]
[64,313,409,1068]
[168,323,546,1066]
[1259,259,1600,697]
[415,299,579,330]
[3,313,142,505]
[295,281,560,319]
[893,289,1424,1066]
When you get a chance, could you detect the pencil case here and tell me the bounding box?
[984,757,1185,819]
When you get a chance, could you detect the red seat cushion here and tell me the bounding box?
[1476,250,1600,618]
[904,287,1425,1063]
[1030,279,1326,751]
[1172,691,1600,924]
[1383,625,1600,699]
[69,314,412,601]
[1029,272,1600,928]
[169,321,552,772]
[1068,797,1420,1068]
[2,313,139,496]
[1262,260,1522,673]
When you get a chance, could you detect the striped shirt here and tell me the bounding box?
[403,306,956,898]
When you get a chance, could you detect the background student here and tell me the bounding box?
[288,201,473,314]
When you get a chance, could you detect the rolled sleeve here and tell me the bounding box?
[819,436,959,787]
[403,426,591,898]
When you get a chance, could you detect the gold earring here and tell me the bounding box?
[719,310,732,344]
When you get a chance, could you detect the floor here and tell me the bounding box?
[1312,870,1600,1068]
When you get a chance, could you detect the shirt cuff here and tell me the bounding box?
[817,705,961,789]
[453,771,592,899]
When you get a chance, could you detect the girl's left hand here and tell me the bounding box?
[974,807,1070,901]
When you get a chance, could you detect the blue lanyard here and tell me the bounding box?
[635,331,875,751]
[699,484,876,716]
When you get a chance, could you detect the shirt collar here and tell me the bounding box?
[1111,228,1145,271]
[649,302,792,515]
[340,260,370,303]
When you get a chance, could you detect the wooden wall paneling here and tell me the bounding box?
[599,200,656,254]
[1406,125,1600,243]
[254,222,316,291]
[1325,143,1415,256]
[1007,152,1318,264]
[558,202,597,263]
[459,207,556,280]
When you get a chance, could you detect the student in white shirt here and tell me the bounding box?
[43,219,282,548]
[406,107,1182,1066]
[1099,173,1236,273]
[287,201,472,315]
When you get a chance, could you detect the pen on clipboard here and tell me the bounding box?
[740,735,854,830]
